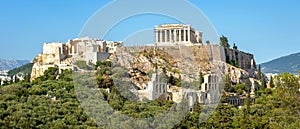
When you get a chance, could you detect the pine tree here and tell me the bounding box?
[224,74,232,92]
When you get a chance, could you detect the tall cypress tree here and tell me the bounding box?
[269,76,275,88]
[261,77,267,90]
[257,64,261,80]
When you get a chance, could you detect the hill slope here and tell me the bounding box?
[261,52,300,74]
[0,59,29,71]
[8,63,34,77]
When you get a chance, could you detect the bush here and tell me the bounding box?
[74,60,89,69]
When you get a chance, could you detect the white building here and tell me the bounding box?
[181,74,220,111]
[106,41,123,54]
[133,72,169,101]
[131,72,220,112]
[200,74,220,104]
[0,70,11,85]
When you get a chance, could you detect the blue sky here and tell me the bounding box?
[0,0,300,64]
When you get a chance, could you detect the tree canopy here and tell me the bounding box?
[220,35,230,48]
[0,62,299,128]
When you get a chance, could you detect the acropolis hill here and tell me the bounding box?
[31,24,260,106]
[31,24,258,84]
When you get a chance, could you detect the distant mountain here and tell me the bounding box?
[0,59,30,71]
[261,52,300,74]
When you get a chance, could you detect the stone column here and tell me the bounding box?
[173,29,177,42]
[165,30,168,42]
[188,27,191,42]
[160,29,163,43]
[169,29,172,42]
[179,29,182,42]
[183,29,186,42]
[156,29,159,43]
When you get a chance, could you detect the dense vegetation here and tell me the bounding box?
[0,61,299,128]
[0,68,98,128]
[8,63,33,77]
[177,73,300,128]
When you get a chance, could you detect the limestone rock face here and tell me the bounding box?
[112,45,259,89]
[226,64,252,84]
[112,46,212,87]
[224,47,256,70]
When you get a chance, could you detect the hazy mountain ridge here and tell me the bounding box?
[0,59,30,71]
[261,52,300,74]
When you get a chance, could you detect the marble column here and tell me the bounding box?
[179,29,182,42]
[188,28,191,42]
[156,29,159,43]
[159,29,163,43]
[174,29,177,42]
[183,29,186,42]
[165,30,168,42]
[169,30,172,42]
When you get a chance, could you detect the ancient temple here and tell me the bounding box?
[155,24,203,46]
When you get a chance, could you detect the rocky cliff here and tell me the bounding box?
[112,45,259,90]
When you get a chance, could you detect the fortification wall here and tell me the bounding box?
[205,44,226,62]
[205,44,256,70]
[224,48,256,70]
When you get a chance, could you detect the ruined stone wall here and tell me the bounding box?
[205,44,256,70]
[30,38,115,81]
[30,64,73,81]
[205,44,226,62]
[30,64,55,81]
[81,52,110,64]
[43,43,62,55]
[224,48,256,70]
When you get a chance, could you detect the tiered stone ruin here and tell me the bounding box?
[30,37,122,81]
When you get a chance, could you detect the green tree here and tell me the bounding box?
[43,67,59,80]
[74,60,89,69]
[245,79,251,94]
[274,73,300,89]
[257,64,261,80]
[233,43,238,50]
[269,76,275,88]
[261,77,267,90]
[224,74,233,92]
[229,60,240,68]
[220,35,230,48]
[96,60,111,69]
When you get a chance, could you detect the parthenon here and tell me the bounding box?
[155,24,203,46]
